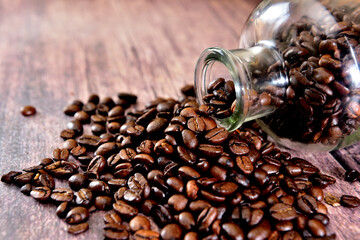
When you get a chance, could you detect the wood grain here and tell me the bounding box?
[0,0,359,239]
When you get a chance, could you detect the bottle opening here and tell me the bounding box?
[195,47,251,132]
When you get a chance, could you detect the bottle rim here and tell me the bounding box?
[194,47,251,131]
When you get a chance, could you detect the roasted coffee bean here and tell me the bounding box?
[95,142,118,156]
[152,204,172,226]
[50,188,74,202]
[20,183,32,195]
[104,228,129,240]
[236,156,253,175]
[344,169,360,182]
[78,134,101,147]
[13,172,35,185]
[1,171,22,184]
[308,187,324,201]
[87,155,106,174]
[63,139,77,150]
[68,173,88,191]
[89,180,110,195]
[30,186,51,201]
[229,138,250,155]
[247,219,271,240]
[129,215,151,232]
[161,223,182,240]
[178,211,195,230]
[187,116,205,133]
[74,188,93,206]
[56,201,70,218]
[67,222,89,235]
[313,213,330,226]
[168,194,188,211]
[197,207,218,232]
[212,181,238,196]
[340,195,360,208]
[307,219,326,237]
[118,93,137,104]
[222,222,244,240]
[270,203,297,221]
[205,127,229,144]
[67,120,83,135]
[60,129,76,140]
[94,196,112,210]
[198,144,223,157]
[71,145,87,157]
[21,105,37,116]
[134,230,159,240]
[324,193,341,207]
[113,200,139,218]
[182,129,198,150]
[74,111,90,123]
[52,148,69,161]
[177,146,197,165]
[104,212,122,225]
[166,177,184,193]
[65,207,89,225]
[310,173,336,188]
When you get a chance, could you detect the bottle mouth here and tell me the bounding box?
[194,47,251,132]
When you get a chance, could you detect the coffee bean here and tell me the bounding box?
[89,180,110,195]
[270,203,297,221]
[60,129,76,139]
[340,195,360,208]
[205,127,229,144]
[129,215,151,232]
[104,212,122,225]
[344,169,360,182]
[308,187,324,201]
[94,196,112,210]
[168,194,188,211]
[71,145,87,157]
[166,177,184,193]
[1,171,22,184]
[63,139,77,150]
[13,172,35,185]
[66,207,89,224]
[197,207,218,232]
[21,105,37,116]
[87,155,106,174]
[50,188,74,202]
[30,186,51,201]
[56,201,70,218]
[198,144,223,157]
[236,156,253,175]
[74,188,93,206]
[229,138,250,155]
[187,116,205,133]
[67,120,83,135]
[67,222,89,235]
[247,220,271,240]
[212,182,238,196]
[182,129,198,150]
[134,230,159,240]
[113,200,139,218]
[307,219,326,237]
[20,183,32,195]
[52,148,69,161]
[324,193,341,207]
[68,173,88,191]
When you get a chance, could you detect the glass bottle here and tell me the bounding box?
[195,0,360,152]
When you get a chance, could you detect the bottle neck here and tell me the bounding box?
[195,44,288,131]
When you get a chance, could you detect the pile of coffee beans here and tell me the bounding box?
[2,85,360,239]
[263,5,360,145]
[202,78,236,119]
[203,5,360,146]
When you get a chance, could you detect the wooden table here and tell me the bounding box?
[0,0,359,239]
